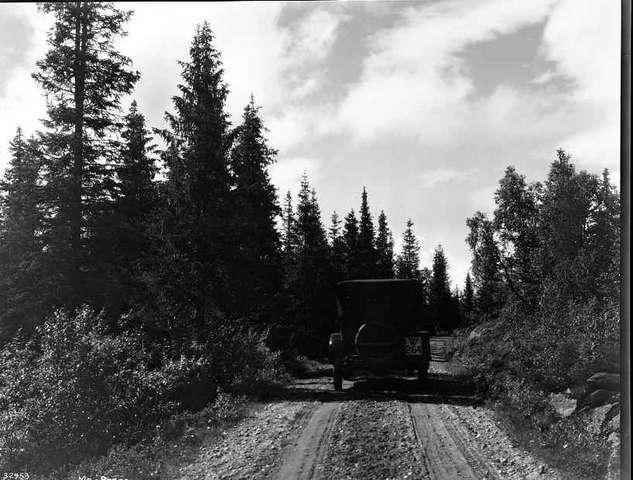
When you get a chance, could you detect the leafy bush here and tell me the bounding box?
[459,295,619,399]
[202,317,289,397]
[0,307,288,473]
[524,298,619,390]
[0,307,185,471]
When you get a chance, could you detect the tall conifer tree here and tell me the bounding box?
[0,130,46,340]
[396,219,420,280]
[342,209,359,279]
[33,2,139,308]
[228,96,281,322]
[118,101,157,223]
[157,22,232,332]
[357,187,376,278]
[463,272,474,314]
[375,210,394,278]
[289,175,332,341]
[104,100,157,314]
[429,245,460,330]
[328,211,346,283]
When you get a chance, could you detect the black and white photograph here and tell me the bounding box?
[0,1,629,479]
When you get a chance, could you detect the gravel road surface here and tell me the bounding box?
[177,365,565,480]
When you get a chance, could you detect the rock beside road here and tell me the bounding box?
[586,372,620,392]
[548,392,577,418]
[585,388,614,408]
[586,403,618,436]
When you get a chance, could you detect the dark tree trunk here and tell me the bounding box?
[71,1,87,300]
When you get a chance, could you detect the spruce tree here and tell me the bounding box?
[342,209,360,279]
[0,130,42,258]
[104,100,157,315]
[33,2,139,308]
[290,175,332,345]
[463,272,475,314]
[429,245,460,331]
[396,219,420,280]
[279,191,299,327]
[118,101,157,222]
[357,187,376,278]
[375,210,394,278]
[430,245,450,307]
[0,129,46,340]
[228,95,281,323]
[157,22,232,333]
[328,211,346,283]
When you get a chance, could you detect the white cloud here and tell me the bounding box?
[118,2,288,129]
[540,0,620,169]
[0,4,48,171]
[269,156,321,198]
[324,0,618,182]
[331,0,558,144]
[419,168,477,188]
[286,9,347,65]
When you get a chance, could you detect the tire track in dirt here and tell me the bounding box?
[409,402,491,479]
[273,402,342,480]
[443,404,560,480]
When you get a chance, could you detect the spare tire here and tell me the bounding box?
[355,322,399,362]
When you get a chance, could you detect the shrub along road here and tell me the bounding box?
[172,363,570,480]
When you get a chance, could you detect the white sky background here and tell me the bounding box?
[0,0,621,289]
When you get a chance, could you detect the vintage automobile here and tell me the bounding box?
[328,279,433,391]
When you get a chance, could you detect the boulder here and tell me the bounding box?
[587,403,618,435]
[584,388,612,407]
[586,372,620,391]
[548,392,577,418]
[606,412,621,433]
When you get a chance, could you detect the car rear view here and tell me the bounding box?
[328,279,432,390]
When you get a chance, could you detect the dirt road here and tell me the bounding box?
[177,365,565,480]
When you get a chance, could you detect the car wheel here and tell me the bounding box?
[333,362,343,391]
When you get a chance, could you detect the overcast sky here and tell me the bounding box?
[0,0,621,289]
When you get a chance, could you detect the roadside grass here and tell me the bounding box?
[59,393,257,480]
[488,400,610,480]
